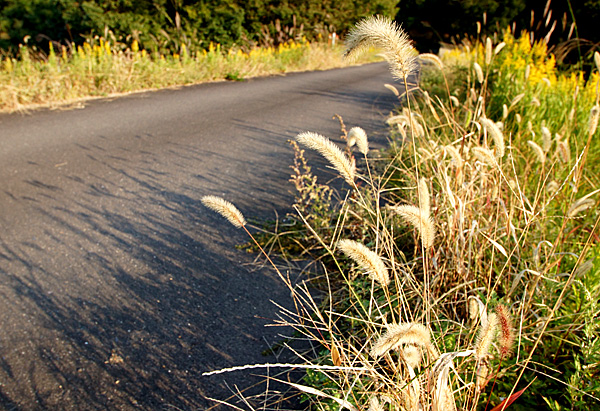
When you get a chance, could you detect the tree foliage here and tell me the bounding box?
[0,0,397,53]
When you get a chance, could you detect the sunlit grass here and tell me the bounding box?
[202,19,600,410]
[0,36,381,112]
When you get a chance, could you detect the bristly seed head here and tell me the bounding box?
[475,312,498,360]
[527,140,546,164]
[337,239,389,286]
[418,177,431,218]
[471,146,499,168]
[589,104,600,136]
[384,83,400,96]
[495,304,515,358]
[370,322,432,358]
[344,15,417,80]
[392,204,435,249]
[347,127,369,155]
[296,132,355,185]
[201,195,247,228]
[473,62,484,83]
[541,126,552,152]
[419,53,444,70]
[479,117,505,158]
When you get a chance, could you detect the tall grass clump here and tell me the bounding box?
[202,15,600,411]
[0,36,380,113]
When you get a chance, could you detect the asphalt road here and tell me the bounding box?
[0,62,396,410]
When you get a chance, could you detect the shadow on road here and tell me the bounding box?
[0,133,303,410]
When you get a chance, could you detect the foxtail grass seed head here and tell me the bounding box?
[502,104,508,119]
[431,354,459,411]
[296,132,355,185]
[468,296,487,325]
[469,88,478,103]
[594,51,600,73]
[401,345,423,369]
[444,145,463,167]
[527,140,546,164]
[516,113,522,123]
[344,15,417,80]
[495,304,515,357]
[531,97,541,107]
[541,126,552,152]
[418,177,431,217]
[348,127,369,155]
[337,239,389,286]
[480,117,505,158]
[471,146,498,167]
[567,197,595,217]
[475,312,499,360]
[510,93,525,108]
[557,139,571,163]
[485,37,493,65]
[473,62,484,83]
[542,77,552,87]
[449,96,460,107]
[589,104,600,136]
[201,195,247,228]
[476,363,490,391]
[569,107,576,122]
[370,323,431,358]
[392,205,435,249]
[494,42,506,55]
[384,83,400,96]
[420,52,444,69]
[368,396,385,411]
[546,180,560,195]
[525,64,531,80]
[386,114,407,125]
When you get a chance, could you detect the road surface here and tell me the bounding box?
[0,62,396,410]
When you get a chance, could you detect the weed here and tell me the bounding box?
[201,15,600,411]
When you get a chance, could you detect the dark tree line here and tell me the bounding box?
[397,0,600,53]
[0,0,397,53]
[1,0,598,54]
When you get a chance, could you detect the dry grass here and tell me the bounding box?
[201,15,600,411]
[0,38,380,113]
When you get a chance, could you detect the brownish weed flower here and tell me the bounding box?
[201,195,247,228]
[337,239,389,286]
[495,304,515,357]
[296,132,355,185]
[344,15,417,80]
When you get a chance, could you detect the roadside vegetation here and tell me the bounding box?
[202,10,600,411]
[0,36,379,112]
